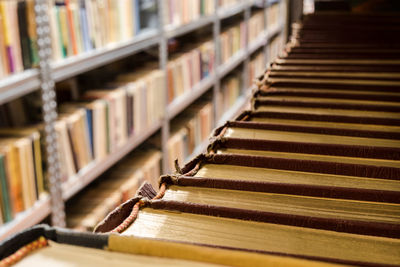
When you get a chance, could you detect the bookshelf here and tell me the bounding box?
[0,0,289,239]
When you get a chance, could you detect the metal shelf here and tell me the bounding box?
[267,23,284,40]
[52,29,160,82]
[184,139,209,164]
[62,121,162,200]
[0,69,41,105]
[248,31,268,55]
[0,196,51,241]
[165,15,215,39]
[217,50,247,78]
[218,2,249,20]
[167,74,215,120]
[217,94,250,127]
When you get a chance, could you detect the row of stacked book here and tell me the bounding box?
[217,70,242,119]
[248,10,265,44]
[167,99,213,171]
[0,128,45,225]
[220,21,246,64]
[248,50,265,88]
[56,64,165,185]
[164,0,214,28]
[67,146,161,231]
[49,0,157,62]
[266,0,282,30]
[167,39,215,103]
[87,12,400,267]
[0,0,38,79]
[267,34,283,64]
[0,0,158,79]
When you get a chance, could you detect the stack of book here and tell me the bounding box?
[218,73,242,118]
[2,12,400,267]
[167,101,213,171]
[0,128,45,225]
[167,39,215,103]
[90,13,400,267]
[248,51,265,88]
[266,1,281,30]
[164,0,214,28]
[248,11,265,44]
[267,34,283,64]
[48,0,157,62]
[55,66,165,182]
[0,0,38,79]
[220,21,246,64]
[67,148,161,231]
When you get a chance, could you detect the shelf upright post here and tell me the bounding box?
[158,0,170,174]
[264,0,270,66]
[243,2,251,94]
[35,0,65,227]
[213,0,221,124]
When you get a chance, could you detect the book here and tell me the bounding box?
[164,0,214,28]
[67,148,161,231]
[218,72,242,118]
[167,39,215,103]
[248,10,265,45]
[167,100,213,171]
[0,225,328,267]
[220,21,246,64]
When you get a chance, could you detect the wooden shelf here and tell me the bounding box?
[62,121,162,200]
[0,196,51,241]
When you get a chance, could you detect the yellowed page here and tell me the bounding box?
[109,235,336,267]
[194,164,400,192]
[223,127,400,148]
[216,149,400,168]
[250,117,400,133]
[255,105,400,119]
[14,241,218,267]
[124,208,400,265]
[256,95,400,107]
[163,186,400,224]
[268,71,400,79]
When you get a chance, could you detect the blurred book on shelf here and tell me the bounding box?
[267,34,283,64]
[164,0,214,28]
[167,39,215,103]
[248,51,265,87]
[266,1,281,30]
[220,20,246,64]
[248,10,265,44]
[0,127,46,225]
[48,0,158,62]
[219,0,240,8]
[66,147,161,231]
[54,64,165,183]
[218,71,242,119]
[0,0,39,79]
[167,99,213,171]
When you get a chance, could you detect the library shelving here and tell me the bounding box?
[0,0,288,240]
